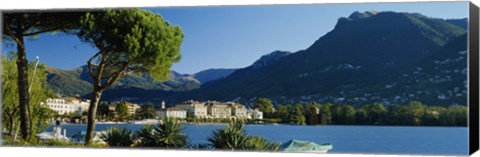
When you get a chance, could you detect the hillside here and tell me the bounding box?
[180,11,468,106]
[45,66,202,97]
[193,68,238,84]
[53,11,468,107]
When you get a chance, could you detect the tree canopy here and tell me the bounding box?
[77,9,184,144]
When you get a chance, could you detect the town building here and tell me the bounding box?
[228,102,248,119]
[125,101,141,116]
[176,100,208,118]
[65,97,90,114]
[246,108,263,120]
[206,101,232,118]
[45,98,90,115]
[170,100,261,119]
[157,108,187,119]
[156,101,187,119]
[46,98,75,115]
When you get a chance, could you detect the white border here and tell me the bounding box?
[0,0,470,10]
[0,0,479,157]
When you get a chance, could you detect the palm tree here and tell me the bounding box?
[155,117,188,148]
[136,125,157,147]
[100,126,134,147]
[245,136,281,151]
[207,119,250,150]
[207,119,281,151]
[136,118,187,148]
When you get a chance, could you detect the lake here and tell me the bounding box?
[46,124,468,155]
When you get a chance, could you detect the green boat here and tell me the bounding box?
[281,139,333,153]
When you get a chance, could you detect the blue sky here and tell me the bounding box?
[2,1,469,74]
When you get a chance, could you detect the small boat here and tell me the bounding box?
[281,139,333,153]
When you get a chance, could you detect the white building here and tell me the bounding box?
[125,101,141,116]
[157,108,187,119]
[46,98,75,115]
[176,100,208,118]
[45,98,90,115]
[246,108,263,120]
[228,103,248,119]
[172,100,252,119]
[65,97,90,114]
[206,101,232,118]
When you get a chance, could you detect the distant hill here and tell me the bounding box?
[178,11,468,106]
[45,66,201,97]
[446,18,468,30]
[194,68,237,84]
[52,11,468,107]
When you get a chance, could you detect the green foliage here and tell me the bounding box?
[274,104,291,123]
[115,102,129,121]
[154,118,187,148]
[254,98,274,116]
[136,118,187,148]
[438,105,467,126]
[136,125,158,147]
[362,103,387,125]
[1,55,55,140]
[355,108,368,125]
[78,9,184,144]
[394,101,427,126]
[140,102,157,119]
[208,119,251,150]
[244,136,281,151]
[288,104,306,125]
[208,119,281,151]
[78,9,184,82]
[45,139,82,147]
[100,126,134,147]
[331,105,356,125]
[268,101,465,126]
[97,102,112,118]
[45,66,92,97]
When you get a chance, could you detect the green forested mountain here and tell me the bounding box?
[49,11,468,107]
[180,11,468,106]
[45,66,202,97]
[194,68,238,84]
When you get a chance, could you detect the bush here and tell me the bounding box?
[208,119,250,150]
[207,119,280,151]
[245,136,281,151]
[136,118,187,148]
[100,126,134,147]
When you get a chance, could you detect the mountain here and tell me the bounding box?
[182,11,467,106]
[45,66,201,97]
[57,11,468,107]
[250,50,291,69]
[46,66,92,97]
[193,68,237,84]
[446,18,468,30]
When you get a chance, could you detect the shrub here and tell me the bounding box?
[100,126,134,147]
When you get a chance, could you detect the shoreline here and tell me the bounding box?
[51,122,468,128]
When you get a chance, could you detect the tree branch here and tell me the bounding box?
[23,28,60,37]
[87,51,101,81]
[99,61,130,91]
[3,24,24,48]
[96,51,109,87]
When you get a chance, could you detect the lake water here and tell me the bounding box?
[46,124,468,155]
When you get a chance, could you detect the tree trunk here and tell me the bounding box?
[84,89,102,145]
[16,32,32,140]
[8,113,15,137]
